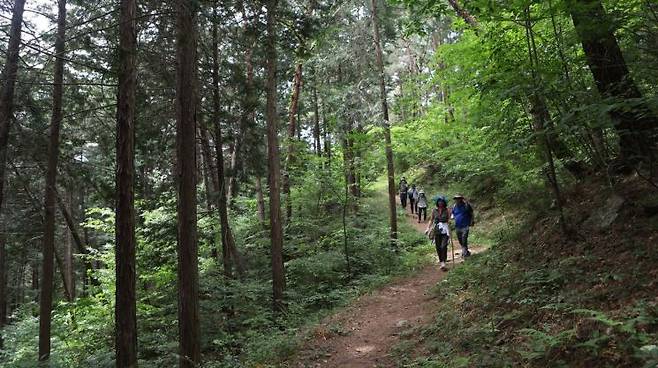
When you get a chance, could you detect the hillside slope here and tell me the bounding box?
[393,176,658,367]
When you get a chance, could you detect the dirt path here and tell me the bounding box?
[290,207,478,367]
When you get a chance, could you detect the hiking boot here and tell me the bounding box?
[464,250,471,257]
[440,262,447,271]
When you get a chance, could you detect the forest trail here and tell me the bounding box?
[291,206,480,367]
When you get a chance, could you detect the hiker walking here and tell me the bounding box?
[452,194,474,258]
[426,196,451,271]
[408,184,418,214]
[399,177,408,209]
[412,185,420,213]
[416,190,428,223]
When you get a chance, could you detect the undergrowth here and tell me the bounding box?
[0,187,431,368]
[393,177,658,368]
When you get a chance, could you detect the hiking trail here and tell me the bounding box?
[290,206,480,367]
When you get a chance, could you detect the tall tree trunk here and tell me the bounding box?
[39,0,66,361]
[282,62,303,221]
[524,10,568,234]
[370,0,398,246]
[199,126,218,259]
[0,0,26,219]
[323,101,331,162]
[227,134,241,201]
[65,191,75,300]
[115,0,138,365]
[342,125,358,202]
[255,176,266,223]
[198,127,214,214]
[312,77,321,157]
[211,5,244,279]
[175,0,200,365]
[569,0,658,165]
[0,233,5,348]
[54,244,73,302]
[233,33,257,201]
[265,0,286,312]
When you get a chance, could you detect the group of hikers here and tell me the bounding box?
[399,177,474,271]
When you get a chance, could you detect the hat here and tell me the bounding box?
[453,194,465,199]
[418,189,425,194]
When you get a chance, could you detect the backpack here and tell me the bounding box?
[452,202,474,224]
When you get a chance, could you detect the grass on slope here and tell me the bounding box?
[393,177,658,368]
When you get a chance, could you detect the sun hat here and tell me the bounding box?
[453,194,465,199]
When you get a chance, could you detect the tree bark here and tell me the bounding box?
[265,0,286,312]
[282,62,303,221]
[323,100,331,163]
[569,0,658,165]
[39,0,66,361]
[0,0,26,220]
[370,0,398,245]
[198,127,214,214]
[175,0,200,365]
[0,233,6,348]
[447,0,479,30]
[312,77,322,157]
[115,0,138,365]
[524,11,568,234]
[255,176,266,223]
[211,5,244,280]
[65,191,75,300]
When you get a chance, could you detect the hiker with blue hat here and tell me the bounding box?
[451,194,474,257]
[425,195,452,271]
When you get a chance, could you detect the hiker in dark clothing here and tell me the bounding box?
[408,184,418,214]
[452,194,474,257]
[416,190,428,223]
[426,197,451,271]
[399,177,408,208]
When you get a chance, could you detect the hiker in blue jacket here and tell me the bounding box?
[451,194,474,257]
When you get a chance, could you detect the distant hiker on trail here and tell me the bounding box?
[426,196,451,271]
[412,185,420,213]
[408,184,418,214]
[452,194,474,257]
[417,190,428,223]
[399,177,408,209]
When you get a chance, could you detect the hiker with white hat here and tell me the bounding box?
[416,190,428,223]
[451,194,474,257]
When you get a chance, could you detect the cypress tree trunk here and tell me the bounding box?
[198,126,214,213]
[39,0,66,361]
[175,0,200,365]
[265,0,286,312]
[65,191,74,300]
[323,102,331,162]
[0,0,26,221]
[211,4,244,279]
[115,0,138,365]
[282,62,303,221]
[370,0,398,245]
[0,234,5,348]
[255,176,266,223]
[569,0,658,165]
[312,79,322,157]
